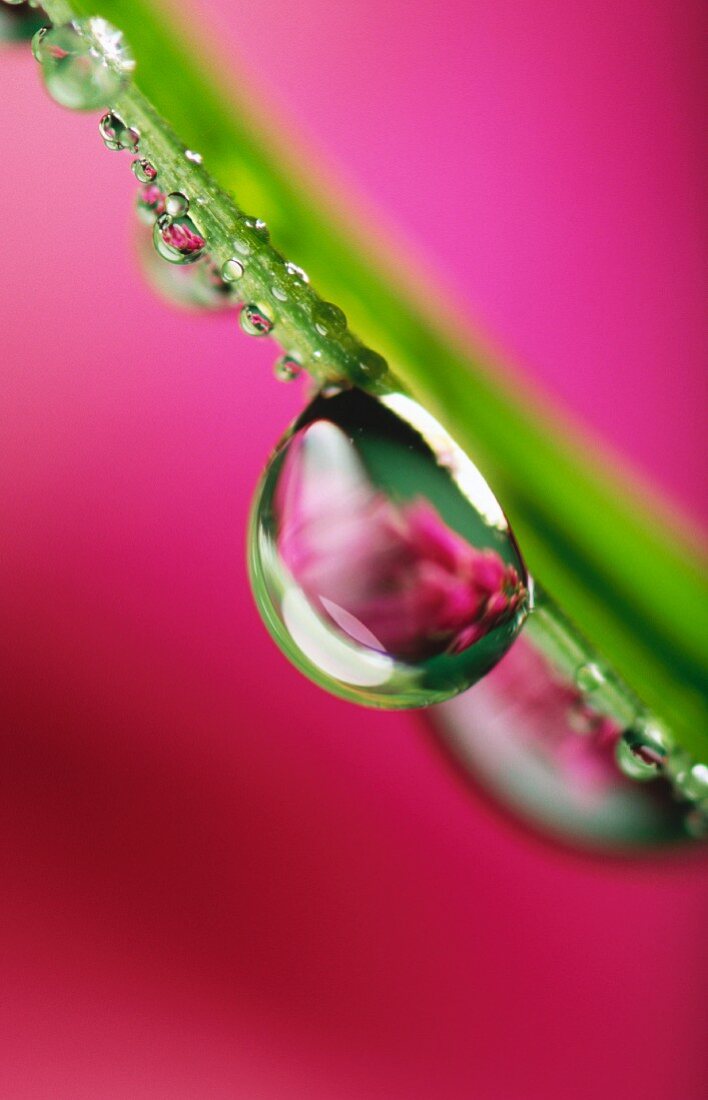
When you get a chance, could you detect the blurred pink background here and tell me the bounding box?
[1,2,706,1097]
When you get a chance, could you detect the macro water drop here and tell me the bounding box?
[132,157,157,183]
[249,387,530,708]
[99,110,139,152]
[274,355,302,382]
[221,258,244,282]
[615,719,670,781]
[153,212,206,264]
[33,19,134,111]
[240,303,274,337]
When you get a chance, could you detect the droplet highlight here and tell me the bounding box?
[249,387,529,708]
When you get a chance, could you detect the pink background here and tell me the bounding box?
[1,2,706,1097]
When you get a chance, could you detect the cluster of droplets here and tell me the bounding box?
[31,17,134,110]
[570,660,708,836]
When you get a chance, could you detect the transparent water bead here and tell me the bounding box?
[136,183,165,224]
[132,157,157,183]
[274,355,302,382]
[99,111,139,152]
[33,20,133,111]
[221,258,244,282]
[153,213,206,264]
[165,192,189,217]
[1,2,44,44]
[249,388,530,708]
[615,719,670,781]
[240,303,274,337]
[136,233,233,311]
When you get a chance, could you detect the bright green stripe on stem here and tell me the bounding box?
[47,0,708,756]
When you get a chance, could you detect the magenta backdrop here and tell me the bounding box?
[1,2,706,1098]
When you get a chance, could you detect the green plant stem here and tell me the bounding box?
[38,0,708,759]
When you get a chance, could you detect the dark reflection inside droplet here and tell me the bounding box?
[249,387,529,708]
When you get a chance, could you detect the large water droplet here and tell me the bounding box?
[153,213,206,264]
[136,231,232,311]
[249,387,529,707]
[131,157,157,183]
[33,19,133,111]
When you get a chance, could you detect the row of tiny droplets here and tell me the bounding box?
[29,7,389,390]
[23,5,708,832]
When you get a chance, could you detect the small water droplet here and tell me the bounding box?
[153,213,206,264]
[131,157,157,183]
[99,110,139,152]
[575,662,605,692]
[233,233,252,257]
[221,257,244,282]
[240,303,274,337]
[248,388,529,707]
[677,763,708,802]
[284,261,309,284]
[241,216,269,241]
[615,719,670,781]
[313,301,346,337]
[34,20,133,111]
[271,283,288,302]
[354,347,387,384]
[184,148,202,164]
[165,191,189,216]
[274,355,302,382]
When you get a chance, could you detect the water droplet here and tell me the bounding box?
[313,301,346,337]
[240,303,274,337]
[677,763,708,802]
[354,348,387,384]
[575,662,605,692]
[184,148,202,164]
[274,355,302,382]
[241,216,269,241]
[152,214,206,264]
[165,191,189,216]
[34,20,133,111]
[284,261,309,284]
[248,388,529,707]
[136,183,165,224]
[30,25,47,58]
[233,233,252,257]
[131,157,157,183]
[221,257,244,282]
[271,283,288,302]
[99,110,139,152]
[615,719,670,781]
[136,233,233,311]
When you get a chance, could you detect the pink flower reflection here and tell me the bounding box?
[161,218,205,255]
[275,420,526,662]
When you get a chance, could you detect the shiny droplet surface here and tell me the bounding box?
[249,387,529,708]
[99,110,139,152]
[184,148,202,163]
[136,232,232,311]
[355,347,387,384]
[136,183,165,224]
[221,257,244,282]
[34,20,133,111]
[165,191,189,216]
[240,303,274,337]
[152,213,206,264]
[615,720,670,781]
[575,662,606,692]
[284,261,309,284]
[313,301,346,337]
[274,355,302,382]
[131,157,157,183]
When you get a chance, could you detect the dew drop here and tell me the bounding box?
[274,355,302,382]
[131,157,157,183]
[271,282,288,302]
[241,216,269,241]
[313,301,346,337]
[355,347,387,384]
[152,213,206,264]
[136,234,233,311]
[240,303,274,337]
[99,110,139,152]
[34,20,133,111]
[233,233,252,257]
[615,719,670,781]
[575,662,605,693]
[184,148,202,164]
[221,257,244,282]
[677,763,708,802]
[248,388,530,707]
[165,191,189,216]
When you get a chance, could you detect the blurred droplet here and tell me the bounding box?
[249,388,529,707]
[615,720,670,781]
[274,355,302,382]
[240,303,274,337]
[313,301,346,337]
[136,231,232,311]
[152,213,206,264]
[184,148,202,163]
[33,19,133,111]
[284,261,309,284]
[355,347,387,384]
[136,183,165,224]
